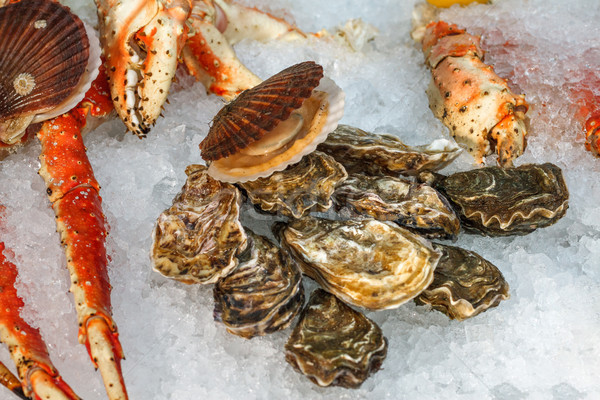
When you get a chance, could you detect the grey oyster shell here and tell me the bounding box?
[238,151,347,218]
[420,163,569,236]
[151,164,247,284]
[285,289,388,388]
[213,230,304,339]
[415,244,510,320]
[276,216,441,310]
[316,124,461,176]
[332,173,460,239]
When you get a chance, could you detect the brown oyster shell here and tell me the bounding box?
[276,216,441,310]
[332,173,460,239]
[151,164,247,284]
[239,151,348,219]
[200,61,345,183]
[415,244,510,320]
[317,124,461,177]
[420,163,569,236]
[213,230,304,339]
[285,289,387,389]
[0,0,94,145]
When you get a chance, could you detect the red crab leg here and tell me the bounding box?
[570,71,600,156]
[0,240,80,400]
[35,68,128,400]
[182,0,307,99]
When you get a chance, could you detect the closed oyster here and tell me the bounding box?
[213,230,304,339]
[285,289,387,389]
[276,216,441,310]
[317,124,461,176]
[0,0,101,145]
[200,61,345,182]
[420,163,569,236]
[415,244,509,320]
[239,151,347,218]
[151,164,247,284]
[333,173,460,239]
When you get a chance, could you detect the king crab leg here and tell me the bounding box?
[32,67,128,400]
[0,214,80,399]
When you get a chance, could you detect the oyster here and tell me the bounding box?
[0,0,101,145]
[285,289,387,388]
[213,230,304,339]
[239,151,347,219]
[200,61,345,182]
[151,164,247,284]
[420,163,569,236]
[276,216,441,310]
[415,244,510,320]
[317,124,461,176]
[333,173,460,239]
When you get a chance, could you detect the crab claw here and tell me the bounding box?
[94,0,192,136]
[182,0,306,99]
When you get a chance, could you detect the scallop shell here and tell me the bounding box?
[201,61,345,183]
[419,163,569,236]
[415,243,510,321]
[332,173,460,239]
[285,289,387,389]
[0,0,100,145]
[151,164,247,284]
[213,230,304,339]
[317,125,461,177]
[239,151,348,219]
[276,216,442,310]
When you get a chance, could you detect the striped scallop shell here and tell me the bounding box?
[0,0,92,139]
[200,61,325,161]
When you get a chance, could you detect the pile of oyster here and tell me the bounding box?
[150,63,569,389]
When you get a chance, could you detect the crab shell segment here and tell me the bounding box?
[95,0,192,136]
[584,113,600,156]
[423,21,528,167]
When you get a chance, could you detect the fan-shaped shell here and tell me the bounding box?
[0,0,99,145]
[201,61,324,160]
[201,61,345,183]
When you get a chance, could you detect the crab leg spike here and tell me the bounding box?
[0,242,81,400]
[0,361,27,400]
[95,0,191,136]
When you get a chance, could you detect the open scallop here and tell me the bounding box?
[200,61,345,183]
[0,0,101,146]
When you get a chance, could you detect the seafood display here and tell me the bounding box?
[213,230,304,339]
[332,173,460,239]
[151,164,247,284]
[1,0,597,398]
[285,289,388,388]
[317,124,462,176]
[420,163,569,236]
[419,20,529,167]
[200,61,345,182]
[239,151,347,218]
[415,243,510,320]
[276,216,441,310]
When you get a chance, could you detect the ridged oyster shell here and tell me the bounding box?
[420,163,569,236]
[332,173,460,239]
[285,289,387,388]
[200,61,345,182]
[151,164,247,284]
[0,0,100,145]
[239,151,348,218]
[276,216,441,310]
[213,230,304,339]
[415,244,510,320]
[317,124,461,176]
